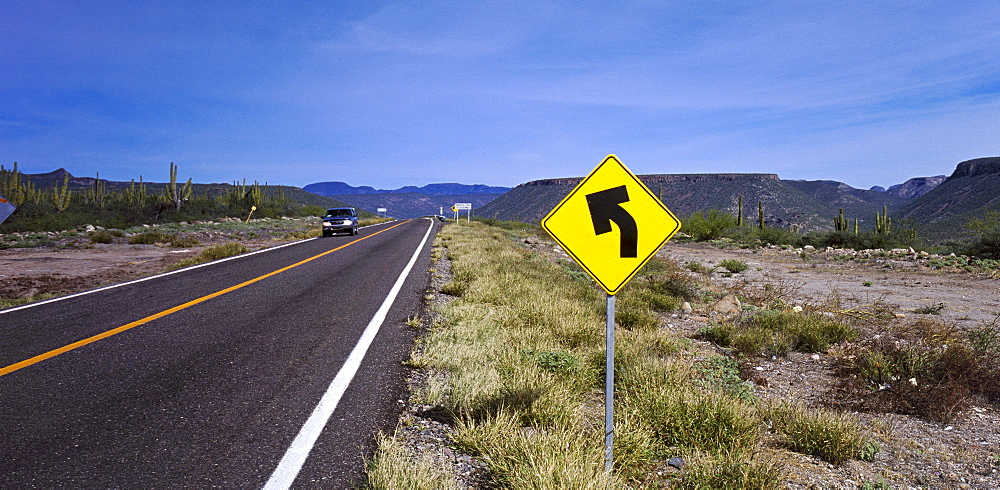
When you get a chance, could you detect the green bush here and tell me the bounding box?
[172,243,247,269]
[677,451,784,490]
[765,402,868,464]
[694,355,757,400]
[634,388,760,452]
[719,258,749,273]
[89,230,116,244]
[963,211,1000,259]
[129,231,200,247]
[701,310,856,357]
[684,210,737,240]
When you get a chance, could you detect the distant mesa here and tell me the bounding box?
[895,156,1000,239]
[884,175,947,199]
[949,156,1000,179]
[476,156,999,243]
[302,181,512,219]
[303,181,510,196]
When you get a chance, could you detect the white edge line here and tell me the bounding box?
[0,220,398,316]
[263,218,434,490]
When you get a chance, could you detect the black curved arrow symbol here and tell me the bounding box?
[586,185,638,258]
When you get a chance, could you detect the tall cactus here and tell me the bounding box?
[247,181,263,207]
[736,195,744,227]
[875,205,892,235]
[1,162,26,206]
[125,176,148,206]
[90,172,106,208]
[52,172,72,213]
[165,162,192,211]
[854,218,859,235]
[834,208,848,231]
[758,201,765,231]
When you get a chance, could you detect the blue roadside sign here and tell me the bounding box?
[0,195,16,225]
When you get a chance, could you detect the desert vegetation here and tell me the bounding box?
[365,221,972,488]
[367,216,1000,487]
[0,162,357,232]
[681,199,1000,269]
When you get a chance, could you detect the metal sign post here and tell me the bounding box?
[604,293,615,472]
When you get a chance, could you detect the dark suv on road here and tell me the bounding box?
[322,207,359,236]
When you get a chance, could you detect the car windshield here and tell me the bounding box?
[324,209,353,218]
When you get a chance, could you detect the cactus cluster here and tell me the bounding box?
[1,162,42,206]
[834,208,848,231]
[86,172,107,208]
[165,162,193,211]
[52,173,72,213]
[124,176,148,206]
[2,161,298,229]
[875,205,892,235]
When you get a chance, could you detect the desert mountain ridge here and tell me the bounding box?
[476,157,998,241]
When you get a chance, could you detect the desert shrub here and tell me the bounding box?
[801,228,923,252]
[130,232,170,244]
[129,231,198,247]
[913,302,945,315]
[366,433,459,490]
[616,295,659,330]
[833,320,1000,422]
[700,310,856,357]
[765,402,869,464]
[439,280,467,297]
[684,209,737,240]
[625,386,760,453]
[522,349,581,374]
[89,230,116,243]
[685,261,712,275]
[172,243,248,269]
[729,274,802,309]
[676,451,784,489]
[967,313,1000,354]
[719,258,749,273]
[753,226,802,246]
[963,211,1000,259]
[694,355,757,400]
[642,270,700,302]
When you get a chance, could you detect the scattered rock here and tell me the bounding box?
[709,294,741,317]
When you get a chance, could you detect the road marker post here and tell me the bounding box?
[245,205,257,223]
[541,155,681,473]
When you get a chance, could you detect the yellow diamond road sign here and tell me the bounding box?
[542,155,681,295]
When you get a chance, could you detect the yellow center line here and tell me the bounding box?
[0,220,413,377]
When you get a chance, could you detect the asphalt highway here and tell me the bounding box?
[0,218,438,487]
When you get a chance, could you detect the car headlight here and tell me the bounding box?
[323,222,333,227]
[342,220,353,225]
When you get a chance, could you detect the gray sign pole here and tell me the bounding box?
[605,293,615,473]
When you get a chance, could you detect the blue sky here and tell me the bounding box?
[3,1,999,190]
